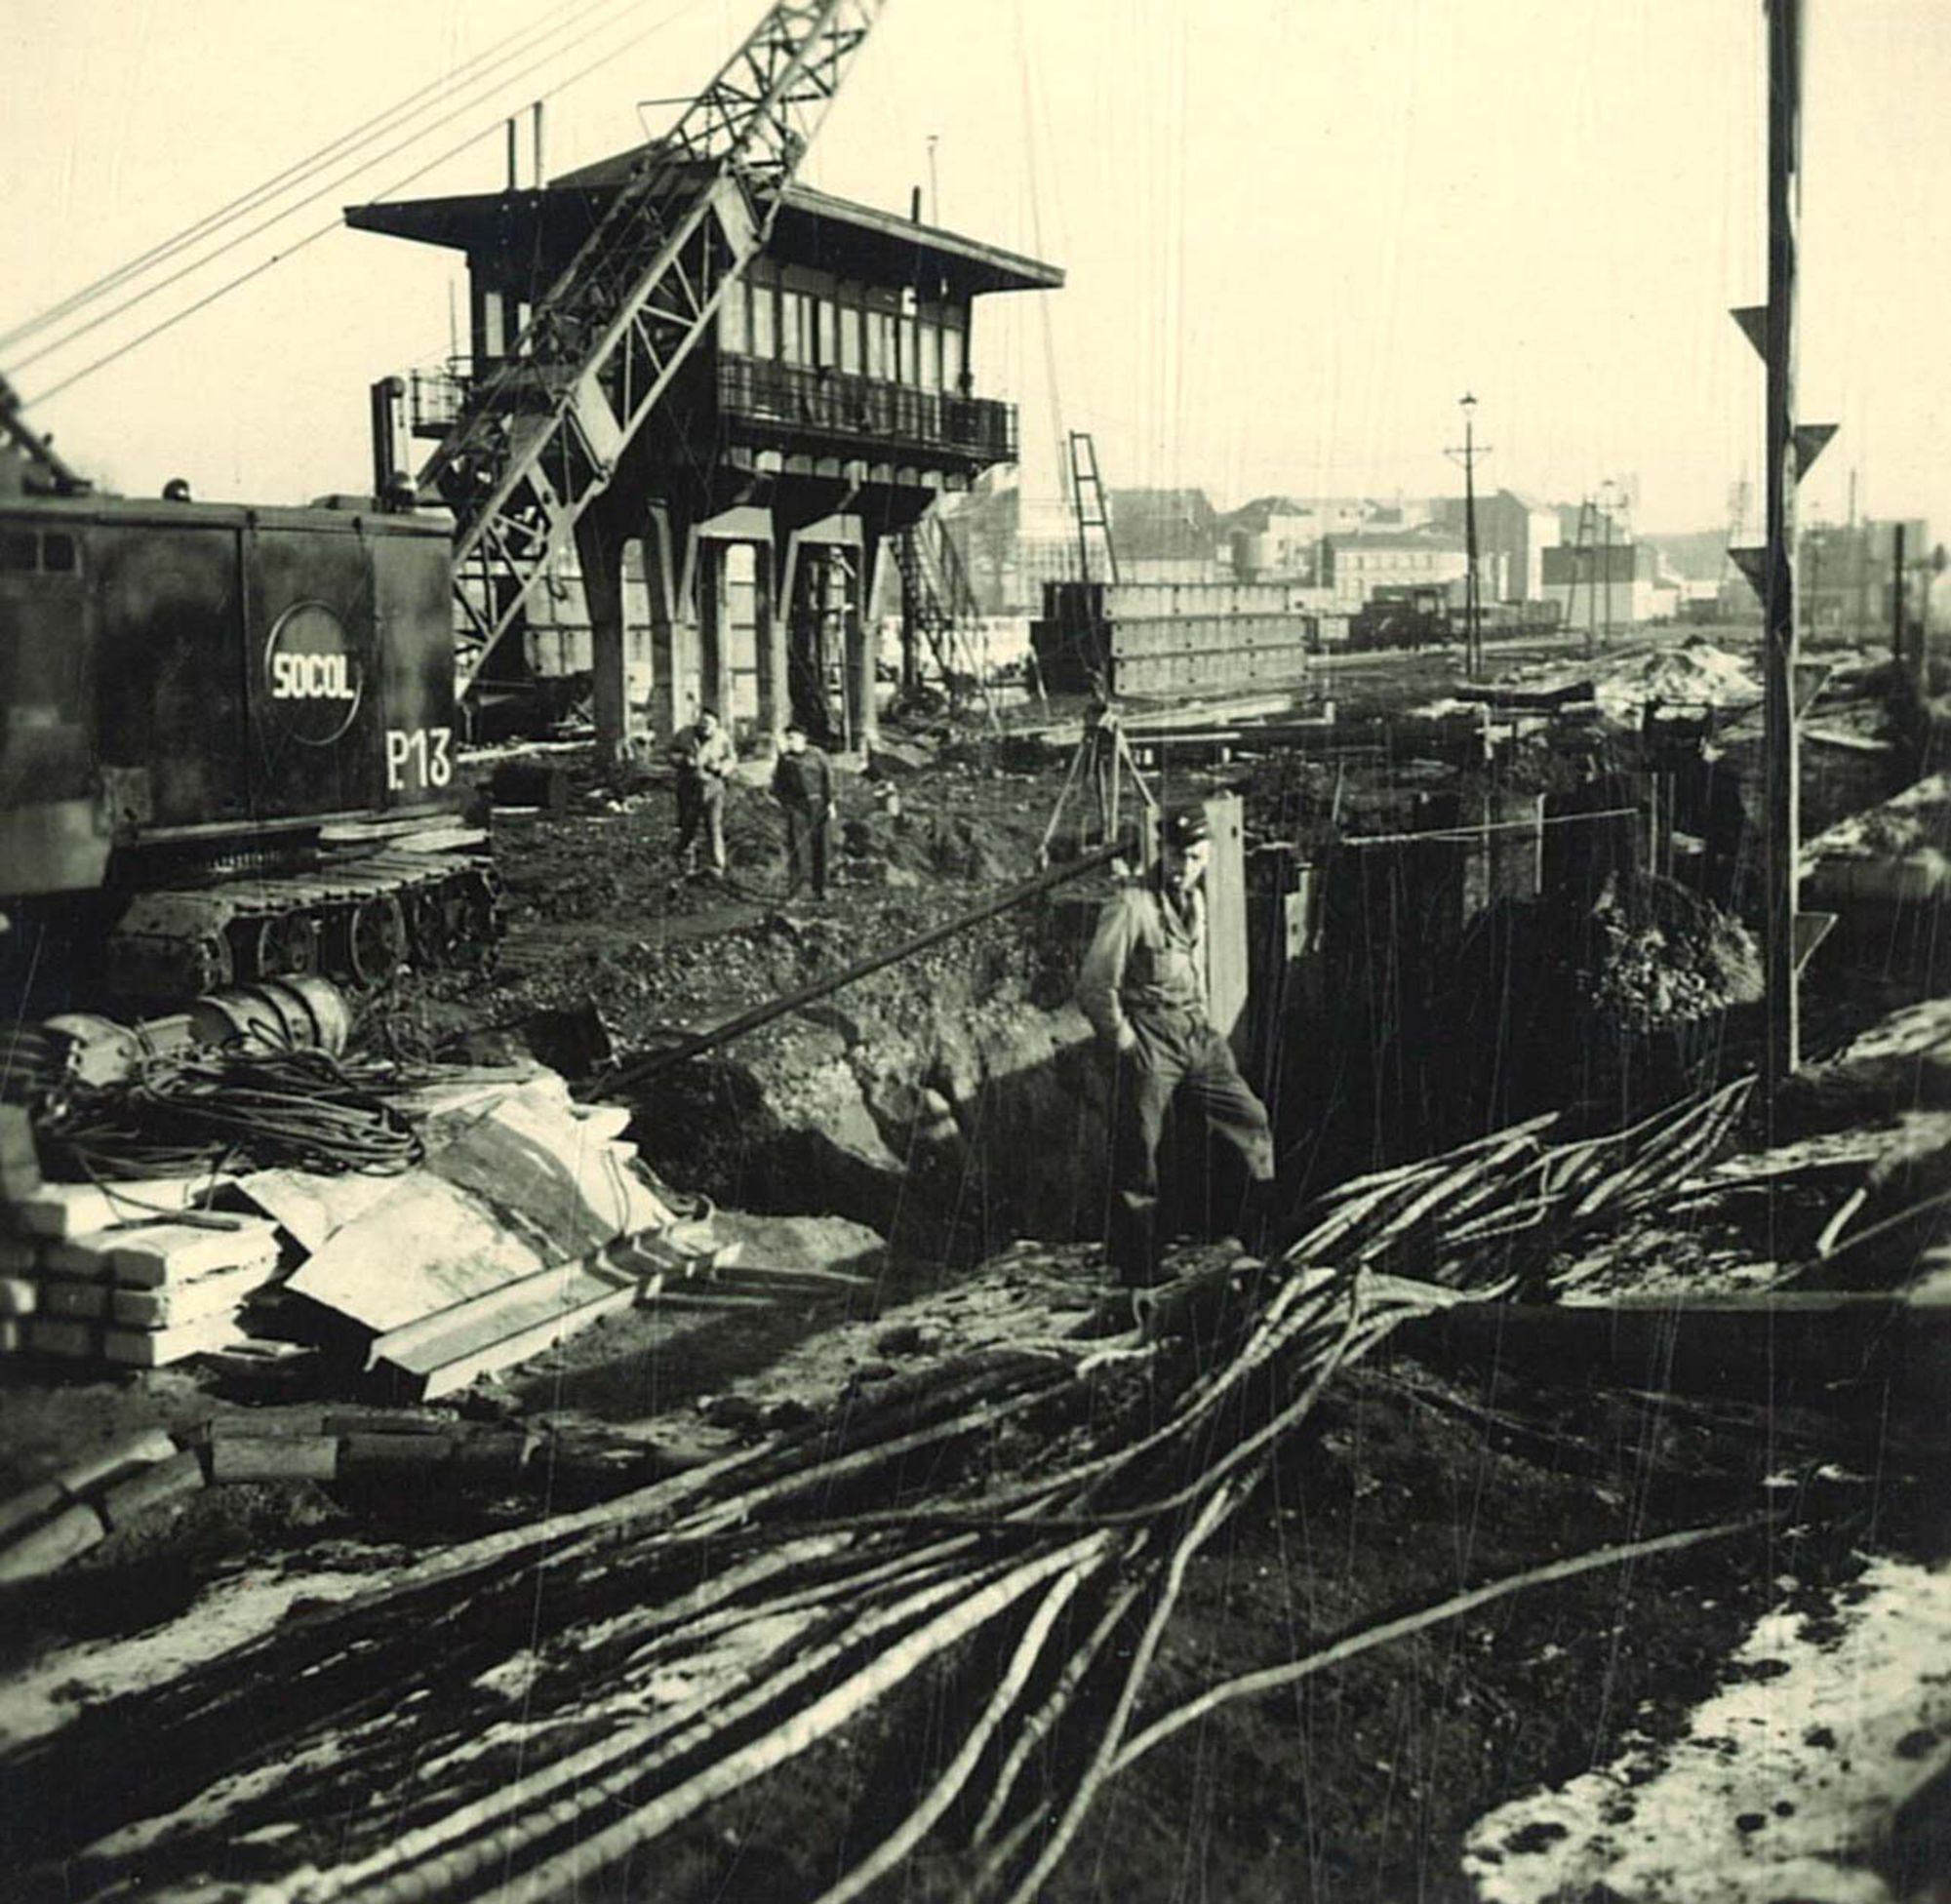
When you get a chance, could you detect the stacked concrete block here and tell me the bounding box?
[0,1171,282,1369]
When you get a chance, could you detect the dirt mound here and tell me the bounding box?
[1425,873,1763,1132]
[1584,872,1765,1031]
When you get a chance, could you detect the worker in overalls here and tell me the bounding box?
[1077,808,1278,1288]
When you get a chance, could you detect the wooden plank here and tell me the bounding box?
[369,1251,646,1400]
[286,1174,553,1336]
[1202,792,1250,1056]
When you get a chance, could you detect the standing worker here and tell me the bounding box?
[772,718,837,900]
[1077,808,1278,1289]
[668,707,737,878]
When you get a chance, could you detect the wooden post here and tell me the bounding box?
[1201,793,1251,1059]
[1762,0,1805,1091]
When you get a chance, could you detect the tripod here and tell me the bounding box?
[1036,692,1159,870]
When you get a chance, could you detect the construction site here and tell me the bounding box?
[0,3,1947,1900]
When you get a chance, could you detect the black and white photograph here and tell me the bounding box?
[0,2,1947,1897]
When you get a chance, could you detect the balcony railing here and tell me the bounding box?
[717,355,1016,464]
[408,363,470,438]
[408,354,1019,466]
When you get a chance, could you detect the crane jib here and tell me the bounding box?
[431,0,890,701]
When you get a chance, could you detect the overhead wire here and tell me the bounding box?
[0,0,638,358]
[20,0,722,405]
[12,0,668,378]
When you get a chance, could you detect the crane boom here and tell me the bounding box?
[423,0,889,696]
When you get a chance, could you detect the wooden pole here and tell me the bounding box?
[1762,0,1805,1091]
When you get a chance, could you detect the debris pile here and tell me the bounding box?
[0,1024,716,1394]
[1587,637,1762,720]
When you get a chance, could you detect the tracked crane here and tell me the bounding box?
[422,1,889,696]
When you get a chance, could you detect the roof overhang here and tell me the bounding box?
[345,156,1062,298]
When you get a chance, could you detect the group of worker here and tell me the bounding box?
[665,707,837,901]
[662,709,1279,1293]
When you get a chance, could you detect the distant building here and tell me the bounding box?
[1320,529,1467,610]
[1226,496,1435,583]
[1801,518,1931,639]
[1539,541,1681,629]
[1105,488,1222,583]
[1432,488,1561,603]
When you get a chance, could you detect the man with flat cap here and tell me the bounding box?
[1077,807,1279,1289]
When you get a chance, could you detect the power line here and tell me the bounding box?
[12,0,657,376]
[0,0,640,357]
[26,0,718,407]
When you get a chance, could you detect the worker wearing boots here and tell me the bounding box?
[772,719,837,900]
[669,707,737,877]
[1077,808,1278,1288]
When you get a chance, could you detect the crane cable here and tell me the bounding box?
[20,0,720,406]
[0,0,641,359]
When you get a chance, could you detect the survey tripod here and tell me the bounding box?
[1035,687,1160,871]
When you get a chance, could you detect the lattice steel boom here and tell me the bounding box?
[422,0,888,695]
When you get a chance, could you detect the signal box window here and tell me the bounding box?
[719,280,750,355]
[839,304,862,375]
[0,532,37,573]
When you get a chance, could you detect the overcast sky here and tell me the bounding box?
[3,0,1945,537]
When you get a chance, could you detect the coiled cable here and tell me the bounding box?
[44,1045,424,1179]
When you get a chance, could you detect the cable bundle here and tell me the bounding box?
[45,1045,424,1179]
[2,1081,1765,1902]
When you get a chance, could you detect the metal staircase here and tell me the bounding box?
[420,0,889,698]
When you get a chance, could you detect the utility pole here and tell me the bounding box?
[1446,393,1489,677]
[1600,479,1617,648]
[1729,0,1837,1093]
[1759,0,1806,1091]
[1891,521,1907,667]
[927,133,940,224]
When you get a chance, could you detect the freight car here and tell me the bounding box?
[0,405,498,1011]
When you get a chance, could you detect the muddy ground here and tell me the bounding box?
[1,636,1947,1901]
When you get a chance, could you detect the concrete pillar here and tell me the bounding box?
[1461,789,1545,922]
[696,538,736,724]
[756,540,785,740]
[574,515,632,765]
[642,506,683,740]
[845,546,876,754]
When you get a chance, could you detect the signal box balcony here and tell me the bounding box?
[405,354,1019,476]
[714,356,1016,467]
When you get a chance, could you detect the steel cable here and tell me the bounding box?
[20,0,719,405]
[0,0,641,356]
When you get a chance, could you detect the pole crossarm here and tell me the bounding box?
[422,0,889,697]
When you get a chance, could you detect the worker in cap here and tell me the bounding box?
[771,717,837,900]
[1076,806,1278,1289]
[668,705,737,877]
